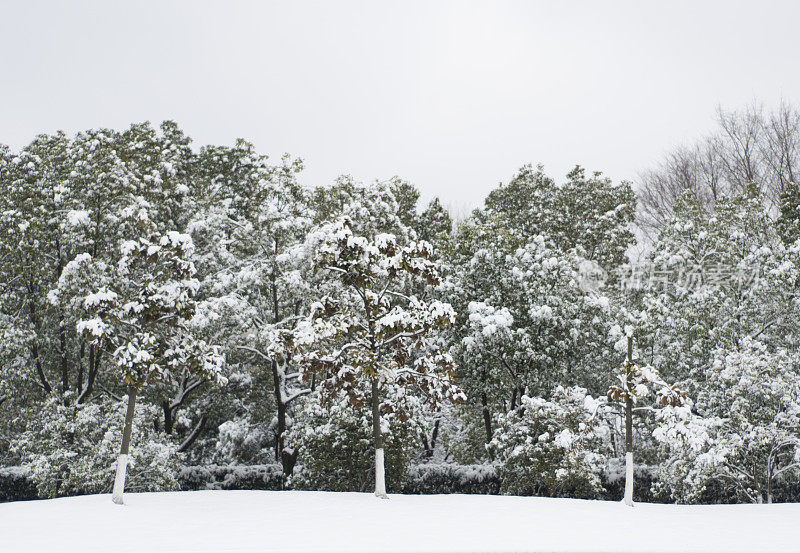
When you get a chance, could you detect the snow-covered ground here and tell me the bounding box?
[1,490,797,553]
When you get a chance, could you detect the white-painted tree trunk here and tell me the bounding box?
[112,454,128,505]
[371,377,388,499]
[375,447,387,498]
[622,336,635,507]
[623,452,634,506]
[113,386,137,505]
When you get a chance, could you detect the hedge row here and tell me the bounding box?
[403,464,500,495]
[1,463,502,501]
[0,467,37,503]
[0,462,661,502]
[178,464,285,491]
[179,463,502,494]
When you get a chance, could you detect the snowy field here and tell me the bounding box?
[0,491,797,553]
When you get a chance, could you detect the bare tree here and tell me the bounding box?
[762,101,800,197]
[637,102,800,235]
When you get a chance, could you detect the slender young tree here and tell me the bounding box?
[606,331,685,506]
[78,209,226,504]
[295,218,464,498]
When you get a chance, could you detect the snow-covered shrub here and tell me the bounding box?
[650,405,721,503]
[441,404,499,464]
[13,395,181,498]
[602,459,660,503]
[181,462,502,495]
[287,392,422,492]
[179,464,283,491]
[489,386,610,498]
[214,417,273,465]
[403,463,500,494]
[0,466,38,502]
[653,340,800,504]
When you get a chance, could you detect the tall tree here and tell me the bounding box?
[78,209,226,504]
[295,218,463,497]
[190,143,312,479]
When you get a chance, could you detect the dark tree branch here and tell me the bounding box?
[178,415,206,452]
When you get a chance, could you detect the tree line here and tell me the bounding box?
[2,103,800,504]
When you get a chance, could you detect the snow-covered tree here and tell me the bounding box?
[635,186,800,503]
[416,197,453,258]
[442,165,635,462]
[640,187,796,385]
[0,133,83,399]
[450,232,613,452]
[294,217,464,497]
[189,143,312,479]
[778,180,800,245]
[482,165,636,271]
[311,177,413,240]
[77,209,226,504]
[0,122,201,416]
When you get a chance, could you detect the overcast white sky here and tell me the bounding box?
[1,1,799,213]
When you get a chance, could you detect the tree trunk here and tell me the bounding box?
[623,335,634,507]
[56,248,68,398]
[269,265,295,484]
[28,289,52,394]
[59,314,69,398]
[481,390,494,461]
[429,419,441,458]
[767,463,773,504]
[31,342,51,394]
[422,418,441,458]
[76,340,85,395]
[178,415,206,452]
[371,376,387,498]
[162,400,173,434]
[77,346,100,405]
[112,386,137,505]
[281,448,299,479]
[271,359,289,484]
